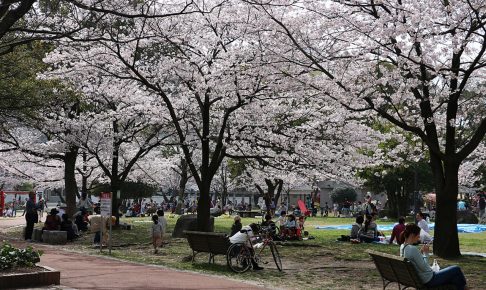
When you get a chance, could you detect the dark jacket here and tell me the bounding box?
[230,222,242,237]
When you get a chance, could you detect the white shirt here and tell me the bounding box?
[276,216,287,227]
[229,225,254,246]
[417,219,429,233]
[152,223,164,236]
[158,216,167,233]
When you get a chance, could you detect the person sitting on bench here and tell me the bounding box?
[400,224,468,290]
[43,208,61,231]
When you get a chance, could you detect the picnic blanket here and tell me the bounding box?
[315,223,486,233]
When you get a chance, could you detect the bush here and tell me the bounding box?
[0,242,42,270]
[330,187,358,204]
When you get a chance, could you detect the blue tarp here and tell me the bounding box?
[315,223,486,233]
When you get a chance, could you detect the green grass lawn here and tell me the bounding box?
[3,215,485,290]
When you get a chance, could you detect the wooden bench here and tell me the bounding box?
[367,250,456,290]
[184,231,231,264]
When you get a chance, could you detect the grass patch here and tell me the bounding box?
[3,215,485,289]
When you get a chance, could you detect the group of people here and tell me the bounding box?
[2,195,48,219]
[335,210,468,289]
[341,211,432,244]
[339,213,383,243]
[230,211,304,244]
[122,198,197,217]
[22,191,113,245]
[320,195,380,219]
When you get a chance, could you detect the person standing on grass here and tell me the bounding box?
[151,215,164,254]
[24,192,38,241]
[400,224,468,290]
[156,210,168,246]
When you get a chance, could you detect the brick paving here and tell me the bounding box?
[1,217,268,290]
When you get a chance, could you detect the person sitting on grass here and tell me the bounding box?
[350,215,364,239]
[261,213,277,238]
[281,214,297,239]
[416,212,430,233]
[400,224,468,290]
[298,216,305,231]
[229,223,264,270]
[276,211,287,230]
[389,216,406,245]
[358,214,378,243]
[338,215,363,242]
[230,215,242,237]
[43,208,61,231]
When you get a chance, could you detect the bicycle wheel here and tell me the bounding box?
[269,242,282,271]
[227,243,251,273]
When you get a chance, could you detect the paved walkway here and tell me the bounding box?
[1,217,267,290]
[38,249,265,290]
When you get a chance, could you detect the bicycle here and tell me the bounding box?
[226,226,282,273]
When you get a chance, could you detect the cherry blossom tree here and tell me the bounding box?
[250,0,486,257]
[1,0,203,54]
[44,1,285,231]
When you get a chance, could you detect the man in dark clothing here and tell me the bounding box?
[24,192,38,240]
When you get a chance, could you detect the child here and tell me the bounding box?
[285,214,297,229]
[281,214,297,239]
[276,211,287,228]
[261,214,277,237]
[230,215,242,237]
[151,215,164,254]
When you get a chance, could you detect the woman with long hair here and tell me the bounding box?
[401,224,467,290]
[358,214,378,243]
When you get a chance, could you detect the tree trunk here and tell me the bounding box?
[176,158,189,215]
[196,180,211,231]
[386,191,398,218]
[81,151,88,198]
[111,120,120,225]
[432,158,461,258]
[386,188,409,219]
[64,146,79,217]
[161,190,170,203]
[110,180,120,225]
[274,179,283,206]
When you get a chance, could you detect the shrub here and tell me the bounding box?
[0,242,42,270]
[330,187,358,204]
